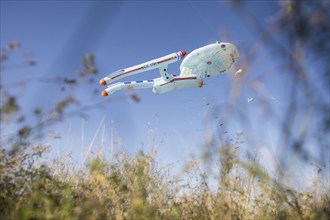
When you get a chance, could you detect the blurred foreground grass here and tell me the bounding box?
[0,142,329,220]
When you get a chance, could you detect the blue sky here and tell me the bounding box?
[1,1,328,184]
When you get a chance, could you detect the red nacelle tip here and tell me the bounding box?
[99,79,107,86]
[101,90,108,96]
[181,50,187,58]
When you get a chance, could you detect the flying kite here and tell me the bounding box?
[99,42,239,96]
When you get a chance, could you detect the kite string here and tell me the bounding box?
[188,0,219,39]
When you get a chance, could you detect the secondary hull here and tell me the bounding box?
[152,75,202,94]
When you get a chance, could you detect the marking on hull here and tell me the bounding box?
[157,56,176,64]
[111,67,144,80]
[160,76,197,86]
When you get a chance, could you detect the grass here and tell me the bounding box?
[0,141,329,220]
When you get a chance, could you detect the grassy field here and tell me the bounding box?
[0,142,329,220]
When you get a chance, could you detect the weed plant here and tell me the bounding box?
[0,140,329,220]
